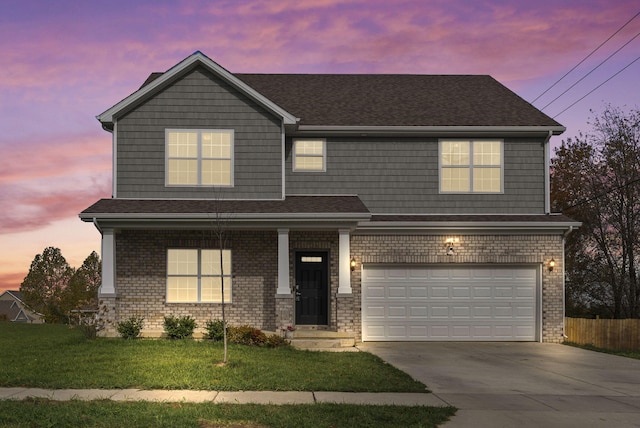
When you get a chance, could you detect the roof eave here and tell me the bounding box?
[293,125,566,137]
[96,52,298,127]
[356,220,581,234]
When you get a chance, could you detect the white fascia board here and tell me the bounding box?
[97,52,298,125]
[80,212,370,222]
[295,125,566,137]
[356,220,582,234]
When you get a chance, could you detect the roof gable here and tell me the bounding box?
[97,51,298,129]
[99,51,564,136]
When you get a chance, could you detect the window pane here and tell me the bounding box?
[202,132,231,158]
[441,141,469,166]
[473,141,501,166]
[295,140,324,155]
[201,277,232,303]
[168,132,198,158]
[202,160,231,185]
[167,277,198,302]
[441,167,470,192]
[201,250,232,275]
[294,156,324,171]
[168,249,198,275]
[473,167,501,192]
[168,159,198,185]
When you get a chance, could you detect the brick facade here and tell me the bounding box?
[99,229,564,343]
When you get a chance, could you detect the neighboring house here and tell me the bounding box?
[80,51,579,342]
[0,290,44,323]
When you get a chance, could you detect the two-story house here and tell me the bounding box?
[80,51,579,342]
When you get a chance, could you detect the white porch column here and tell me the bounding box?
[276,228,291,295]
[338,228,352,294]
[100,228,116,296]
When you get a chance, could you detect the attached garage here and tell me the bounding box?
[361,265,539,341]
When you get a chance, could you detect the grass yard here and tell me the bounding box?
[0,323,426,392]
[0,400,455,428]
[564,341,640,360]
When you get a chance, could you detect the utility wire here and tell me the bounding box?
[552,53,640,119]
[542,30,640,111]
[532,9,640,104]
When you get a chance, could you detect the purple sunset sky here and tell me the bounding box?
[1,0,639,292]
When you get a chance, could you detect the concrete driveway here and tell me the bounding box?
[358,342,640,427]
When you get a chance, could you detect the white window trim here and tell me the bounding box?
[166,248,232,304]
[438,139,504,194]
[292,138,326,172]
[165,129,235,187]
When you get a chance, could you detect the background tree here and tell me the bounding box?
[551,105,640,318]
[20,247,73,323]
[62,251,101,314]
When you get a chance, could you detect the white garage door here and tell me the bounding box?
[362,265,538,341]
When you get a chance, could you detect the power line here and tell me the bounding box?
[532,10,640,104]
[552,53,640,119]
[541,30,640,111]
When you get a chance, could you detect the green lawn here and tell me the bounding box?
[0,323,425,392]
[0,400,455,428]
[0,324,457,427]
[564,341,640,360]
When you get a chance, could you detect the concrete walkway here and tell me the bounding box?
[0,387,448,407]
[360,342,640,428]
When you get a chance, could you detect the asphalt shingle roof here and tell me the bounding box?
[235,73,562,128]
[140,68,562,128]
[81,196,369,216]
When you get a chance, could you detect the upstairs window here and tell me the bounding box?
[166,129,233,186]
[167,249,232,303]
[440,140,503,193]
[293,139,326,172]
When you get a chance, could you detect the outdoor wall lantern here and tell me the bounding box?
[350,257,357,271]
[548,258,556,272]
[445,237,459,256]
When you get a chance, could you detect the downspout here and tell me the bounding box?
[544,130,552,214]
[92,217,103,233]
[562,225,574,339]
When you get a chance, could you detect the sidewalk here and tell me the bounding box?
[0,387,450,407]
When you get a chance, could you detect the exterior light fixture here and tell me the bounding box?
[350,257,356,271]
[548,258,556,272]
[445,237,459,256]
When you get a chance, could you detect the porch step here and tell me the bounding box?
[287,329,357,351]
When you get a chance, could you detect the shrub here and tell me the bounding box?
[205,319,226,341]
[228,325,267,346]
[116,316,144,339]
[265,333,290,348]
[163,315,197,339]
[79,322,97,340]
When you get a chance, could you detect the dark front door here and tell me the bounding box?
[295,251,329,325]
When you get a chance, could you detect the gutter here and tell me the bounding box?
[544,130,553,214]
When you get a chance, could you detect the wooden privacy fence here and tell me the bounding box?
[564,317,640,351]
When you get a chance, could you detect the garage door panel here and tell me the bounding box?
[365,285,386,299]
[452,286,471,298]
[388,306,407,317]
[431,286,450,298]
[362,265,537,341]
[388,286,407,298]
[409,286,428,298]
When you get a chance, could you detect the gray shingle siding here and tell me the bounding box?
[285,138,545,214]
[115,67,283,199]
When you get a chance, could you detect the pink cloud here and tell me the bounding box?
[0,272,27,294]
[0,133,111,234]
